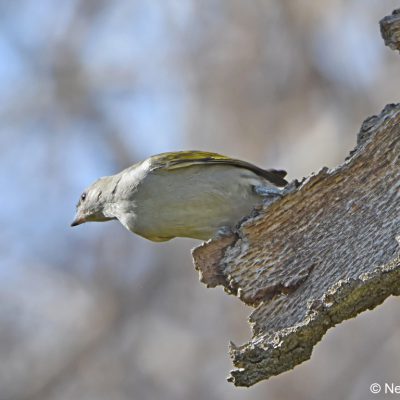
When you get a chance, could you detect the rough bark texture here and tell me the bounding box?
[380,8,400,51]
[192,11,400,387]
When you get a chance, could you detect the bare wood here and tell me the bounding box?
[192,16,400,384]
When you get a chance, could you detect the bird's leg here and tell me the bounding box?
[253,185,282,198]
[214,225,234,239]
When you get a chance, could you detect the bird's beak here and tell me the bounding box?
[71,212,86,227]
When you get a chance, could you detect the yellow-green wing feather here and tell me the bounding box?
[149,151,288,187]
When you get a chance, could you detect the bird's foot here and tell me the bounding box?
[214,226,234,239]
[253,185,282,198]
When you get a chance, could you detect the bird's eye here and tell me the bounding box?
[81,192,87,201]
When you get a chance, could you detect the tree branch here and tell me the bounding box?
[380,8,400,51]
[192,10,400,387]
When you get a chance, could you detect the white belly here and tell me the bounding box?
[123,165,273,241]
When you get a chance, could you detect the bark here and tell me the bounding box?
[192,10,400,387]
[380,8,400,52]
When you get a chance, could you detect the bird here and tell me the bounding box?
[71,151,287,242]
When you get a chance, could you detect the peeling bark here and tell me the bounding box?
[192,10,400,387]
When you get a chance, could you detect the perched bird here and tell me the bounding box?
[71,151,287,242]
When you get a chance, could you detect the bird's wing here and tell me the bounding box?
[149,151,288,187]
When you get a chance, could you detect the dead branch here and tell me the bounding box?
[192,9,400,387]
[380,8,400,51]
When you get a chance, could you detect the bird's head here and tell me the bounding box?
[71,177,116,227]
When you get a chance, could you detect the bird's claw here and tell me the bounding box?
[214,226,234,239]
[253,185,283,197]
